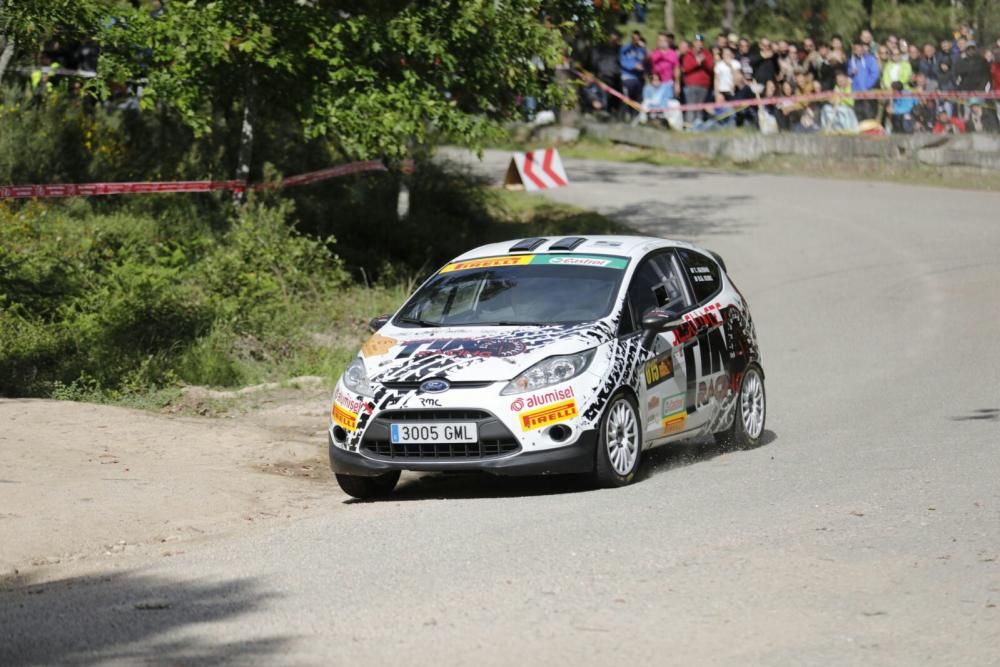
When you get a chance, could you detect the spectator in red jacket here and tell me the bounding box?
[933,108,966,134]
[989,48,1000,91]
[681,33,714,124]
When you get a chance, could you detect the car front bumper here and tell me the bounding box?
[328,429,598,478]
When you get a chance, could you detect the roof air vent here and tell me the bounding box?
[508,238,548,252]
[548,236,587,251]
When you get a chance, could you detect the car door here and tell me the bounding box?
[623,251,693,444]
[674,248,730,434]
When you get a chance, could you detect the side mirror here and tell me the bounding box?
[368,314,392,333]
[641,308,684,348]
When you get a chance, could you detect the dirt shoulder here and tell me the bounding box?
[0,392,340,577]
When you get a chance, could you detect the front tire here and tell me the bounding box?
[335,470,401,499]
[594,391,643,487]
[715,364,766,450]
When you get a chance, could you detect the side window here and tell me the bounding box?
[624,252,690,334]
[678,249,722,303]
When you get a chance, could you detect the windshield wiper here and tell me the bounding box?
[396,316,443,327]
[473,321,545,327]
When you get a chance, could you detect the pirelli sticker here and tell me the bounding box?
[440,256,534,273]
[332,403,358,431]
[520,398,578,431]
[661,410,686,435]
[440,254,628,273]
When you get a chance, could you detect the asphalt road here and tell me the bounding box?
[3,154,999,666]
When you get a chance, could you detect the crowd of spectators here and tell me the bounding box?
[577,24,1000,135]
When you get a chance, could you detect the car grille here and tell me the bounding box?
[360,409,521,461]
[363,440,520,459]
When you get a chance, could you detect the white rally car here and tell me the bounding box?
[329,235,765,498]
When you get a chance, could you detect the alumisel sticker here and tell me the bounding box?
[440,254,627,273]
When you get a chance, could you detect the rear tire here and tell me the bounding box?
[593,391,643,488]
[714,364,766,451]
[335,471,401,499]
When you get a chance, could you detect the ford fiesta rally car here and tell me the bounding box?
[329,235,765,498]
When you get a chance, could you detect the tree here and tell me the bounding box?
[0,0,105,84]
[91,1,620,180]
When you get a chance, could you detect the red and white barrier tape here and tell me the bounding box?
[647,89,1000,114]
[0,159,414,200]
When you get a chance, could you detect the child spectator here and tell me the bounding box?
[579,71,608,114]
[640,72,673,123]
[933,108,966,134]
[966,99,999,133]
[887,81,916,134]
[821,70,858,132]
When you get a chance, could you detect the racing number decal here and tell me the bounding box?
[683,325,730,414]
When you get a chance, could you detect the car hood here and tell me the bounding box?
[360,321,616,384]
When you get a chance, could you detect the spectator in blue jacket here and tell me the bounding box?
[848,41,880,121]
[619,31,647,116]
[888,81,916,134]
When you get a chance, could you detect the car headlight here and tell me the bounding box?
[342,357,373,397]
[500,350,595,395]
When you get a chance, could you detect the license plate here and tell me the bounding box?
[390,422,478,444]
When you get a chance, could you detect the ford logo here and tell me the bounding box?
[419,379,450,394]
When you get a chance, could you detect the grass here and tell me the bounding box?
[487,186,633,233]
[747,154,1000,191]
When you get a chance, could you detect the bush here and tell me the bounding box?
[0,197,351,397]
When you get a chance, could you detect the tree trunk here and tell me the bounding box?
[0,0,14,86]
[664,0,674,32]
[234,74,256,206]
[723,0,735,32]
[0,35,14,86]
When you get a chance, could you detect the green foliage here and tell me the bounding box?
[0,0,104,49]
[636,0,996,45]
[0,196,351,397]
[89,1,622,163]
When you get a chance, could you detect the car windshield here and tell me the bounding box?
[394,254,629,327]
